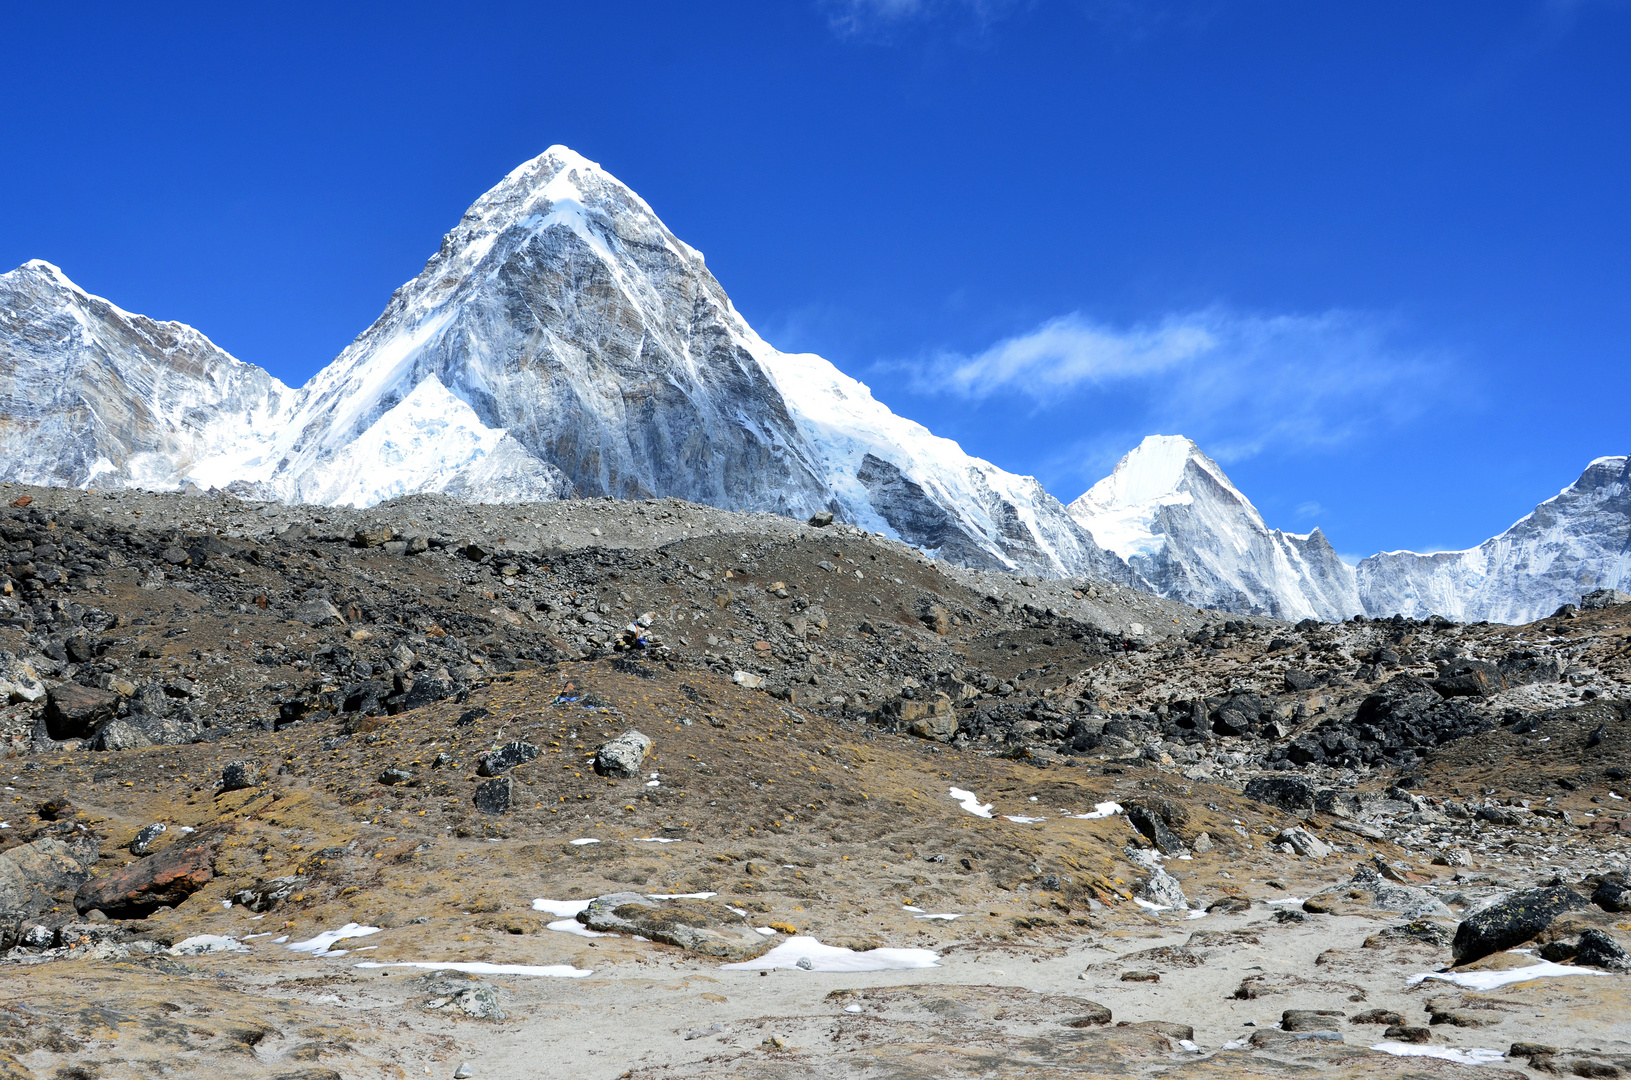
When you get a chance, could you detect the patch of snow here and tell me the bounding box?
[1003,815,1046,824]
[570,838,601,846]
[1071,802,1123,819]
[647,891,716,900]
[356,961,592,978]
[286,923,383,957]
[547,919,610,938]
[949,787,994,818]
[1370,1043,1506,1065]
[721,936,940,972]
[532,899,592,917]
[1411,957,1611,991]
[753,927,778,936]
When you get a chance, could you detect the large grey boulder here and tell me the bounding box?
[594,730,652,778]
[0,836,100,915]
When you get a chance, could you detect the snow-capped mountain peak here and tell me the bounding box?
[1068,435,1360,621]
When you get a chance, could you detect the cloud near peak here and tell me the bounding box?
[901,306,1457,464]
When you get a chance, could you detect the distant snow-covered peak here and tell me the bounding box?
[1076,434,1243,513]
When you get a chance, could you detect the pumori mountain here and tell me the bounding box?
[1355,455,1630,624]
[0,147,1134,584]
[1066,435,1361,622]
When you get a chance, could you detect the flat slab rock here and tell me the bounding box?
[578,892,771,960]
[75,825,229,918]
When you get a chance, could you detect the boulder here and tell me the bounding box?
[577,892,772,960]
[1275,826,1332,859]
[594,730,652,778]
[1575,928,1630,971]
[401,675,454,711]
[75,827,227,917]
[476,741,539,777]
[293,596,345,627]
[220,760,261,793]
[1431,660,1505,698]
[1243,775,1316,811]
[43,683,122,740]
[231,875,308,913]
[473,776,513,815]
[1581,589,1631,610]
[89,720,152,751]
[0,836,100,914]
[1305,864,1451,920]
[0,650,46,703]
[807,511,834,527]
[1126,804,1188,856]
[1451,886,1589,965]
[1592,878,1631,913]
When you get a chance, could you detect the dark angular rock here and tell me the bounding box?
[1282,1009,1344,1032]
[1575,928,1631,971]
[402,676,453,711]
[1125,803,1187,855]
[75,826,228,917]
[473,776,514,815]
[378,767,413,786]
[220,760,262,793]
[1431,659,1505,698]
[43,683,121,740]
[1284,669,1317,692]
[1593,878,1631,913]
[1451,886,1590,965]
[807,511,834,527]
[476,741,540,777]
[37,795,76,820]
[1243,775,1316,811]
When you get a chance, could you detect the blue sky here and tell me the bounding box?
[3,1,1627,559]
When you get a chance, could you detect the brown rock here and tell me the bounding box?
[43,684,122,740]
[36,795,76,821]
[74,825,230,918]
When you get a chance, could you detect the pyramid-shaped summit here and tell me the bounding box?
[0,147,1134,583]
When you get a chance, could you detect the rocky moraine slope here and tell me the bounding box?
[0,480,1628,1079]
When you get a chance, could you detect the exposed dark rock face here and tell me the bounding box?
[1451,886,1589,965]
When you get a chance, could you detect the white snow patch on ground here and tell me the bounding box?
[286,923,383,957]
[1411,957,1612,991]
[1070,802,1123,819]
[753,927,777,936]
[647,892,716,900]
[722,936,940,972]
[1265,897,1306,905]
[632,837,680,843]
[949,787,994,818]
[532,899,592,917]
[913,913,964,921]
[356,961,592,978]
[546,919,610,938]
[1002,815,1045,824]
[570,838,601,846]
[1370,1043,1506,1064]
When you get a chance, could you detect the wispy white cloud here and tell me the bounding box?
[821,0,1025,39]
[1295,501,1325,519]
[901,306,1457,467]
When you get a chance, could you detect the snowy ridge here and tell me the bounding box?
[1356,455,1630,623]
[1067,436,1362,621]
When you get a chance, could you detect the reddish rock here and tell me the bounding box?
[74,826,230,918]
